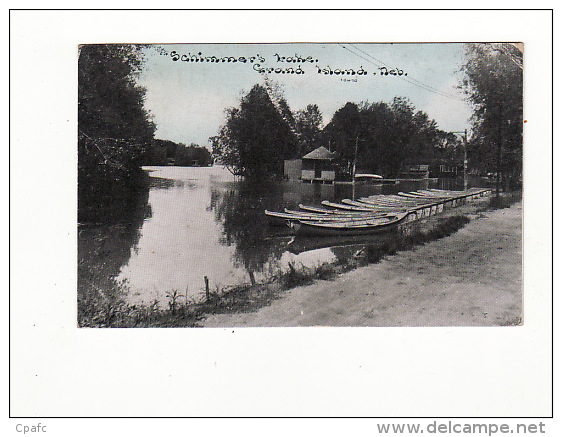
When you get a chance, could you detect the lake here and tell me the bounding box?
[78,165,477,309]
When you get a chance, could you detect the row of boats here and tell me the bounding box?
[265,188,492,237]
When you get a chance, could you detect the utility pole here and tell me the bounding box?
[451,130,469,191]
[463,129,468,191]
[352,135,359,185]
[352,135,359,201]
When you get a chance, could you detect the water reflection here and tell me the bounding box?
[209,180,289,285]
[288,233,390,255]
[77,166,491,310]
[77,177,151,317]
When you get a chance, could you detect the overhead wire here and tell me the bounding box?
[342,44,469,102]
[350,43,461,98]
[346,43,466,100]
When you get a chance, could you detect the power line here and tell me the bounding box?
[347,43,466,101]
[348,44,388,69]
[347,43,467,101]
[342,44,468,102]
[340,44,382,69]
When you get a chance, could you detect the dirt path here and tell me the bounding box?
[203,203,522,327]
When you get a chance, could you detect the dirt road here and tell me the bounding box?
[203,203,522,327]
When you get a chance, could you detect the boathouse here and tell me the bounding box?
[398,164,430,179]
[283,146,337,183]
[300,146,336,183]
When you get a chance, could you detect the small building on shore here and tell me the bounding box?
[284,146,337,184]
[431,161,464,178]
[398,164,430,179]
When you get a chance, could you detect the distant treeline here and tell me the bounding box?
[144,139,212,166]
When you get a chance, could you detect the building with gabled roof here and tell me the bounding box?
[284,146,337,184]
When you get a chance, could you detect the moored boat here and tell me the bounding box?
[265,209,389,226]
[284,208,384,218]
[321,200,379,212]
[297,204,339,214]
[291,213,409,237]
[266,188,492,234]
[341,198,411,211]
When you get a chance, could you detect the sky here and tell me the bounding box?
[137,43,474,148]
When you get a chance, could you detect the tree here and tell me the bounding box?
[211,84,298,179]
[78,44,155,221]
[78,44,155,141]
[357,101,396,176]
[323,99,442,178]
[295,104,323,155]
[322,102,361,175]
[461,43,523,192]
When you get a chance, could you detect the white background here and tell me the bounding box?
[5,5,556,435]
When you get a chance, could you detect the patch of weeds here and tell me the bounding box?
[357,215,471,267]
[167,290,180,315]
[281,262,314,289]
[314,263,338,280]
[488,191,522,210]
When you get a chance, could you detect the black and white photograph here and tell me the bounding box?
[77,42,523,328]
[9,9,553,421]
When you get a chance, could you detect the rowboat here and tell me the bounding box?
[362,193,433,202]
[297,204,339,214]
[396,192,440,200]
[427,188,467,194]
[284,209,382,218]
[321,200,379,212]
[265,209,388,226]
[297,204,392,215]
[341,199,411,211]
[357,197,434,209]
[291,213,408,237]
[426,188,491,197]
[412,190,455,197]
[266,188,491,235]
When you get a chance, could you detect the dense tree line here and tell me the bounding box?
[461,43,523,192]
[78,44,155,222]
[321,98,447,178]
[212,83,450,180]
[144,139,212,166]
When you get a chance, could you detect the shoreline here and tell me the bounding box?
[202,200,522,327]
[78,194,521,327]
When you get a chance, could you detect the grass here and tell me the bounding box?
[488,190,522,210]
[358,215,470,265]
[78,193,519,327]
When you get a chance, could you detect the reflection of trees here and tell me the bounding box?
[78,177,152,325]
[210,180,288,284]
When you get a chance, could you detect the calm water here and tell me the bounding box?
[78,166,481,307]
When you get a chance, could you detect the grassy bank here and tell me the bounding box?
[80,213,486,328]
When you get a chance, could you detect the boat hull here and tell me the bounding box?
[291,214,407,237]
